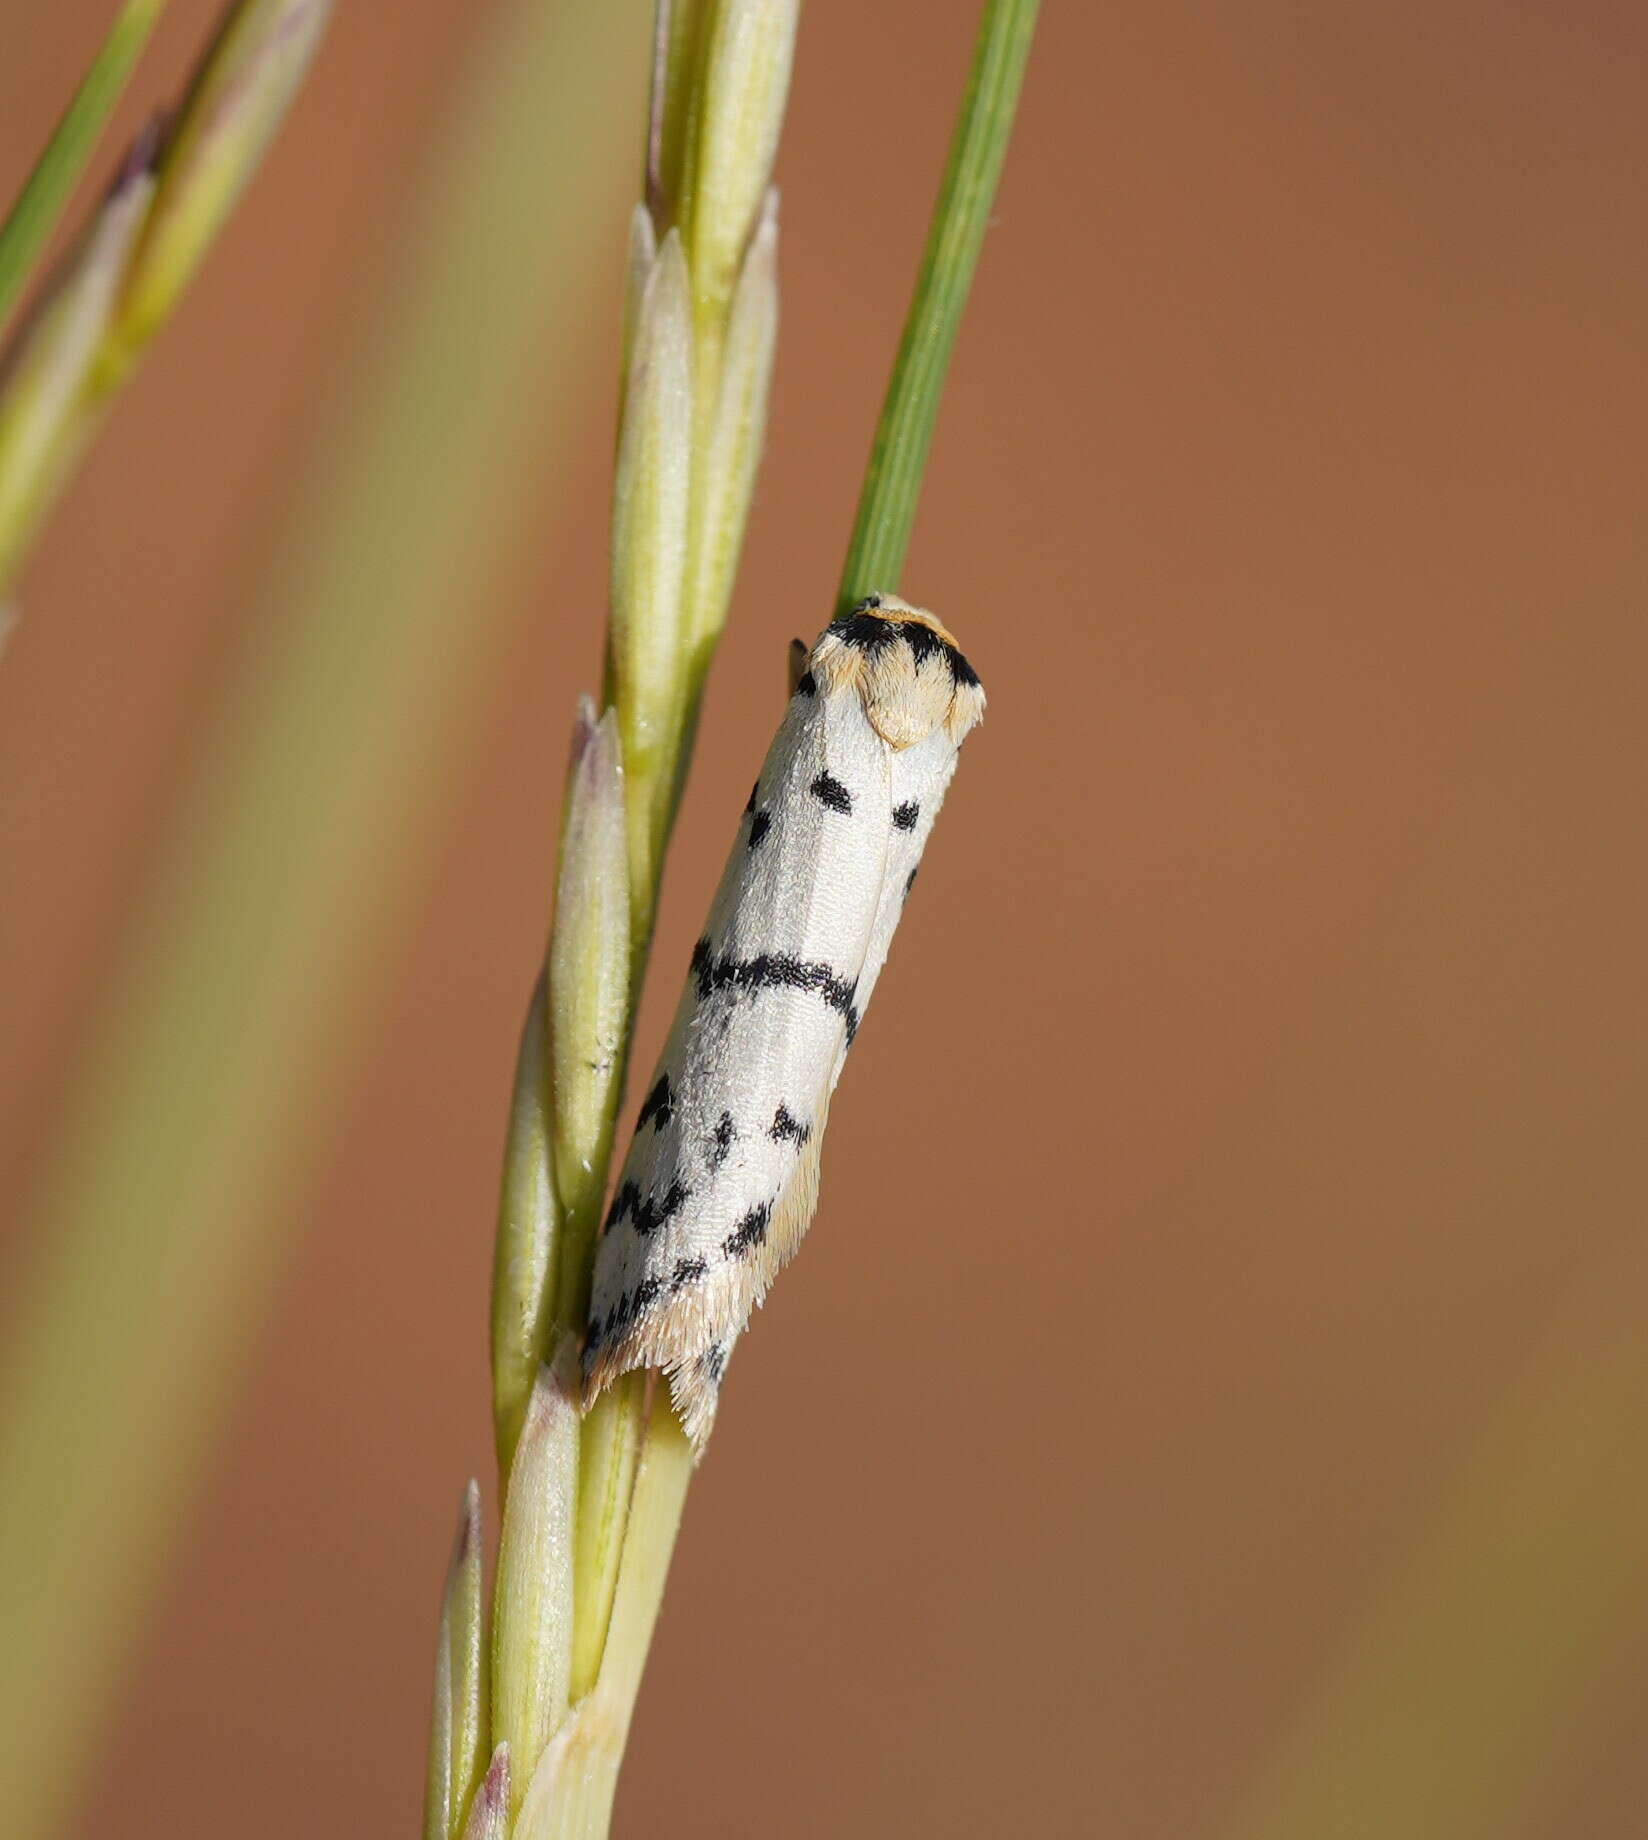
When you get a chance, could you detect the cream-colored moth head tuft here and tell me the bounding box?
[812,594,986,749]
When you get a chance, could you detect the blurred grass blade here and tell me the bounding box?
[0,1,330,602]
[0,0,167,330]
[0,5,649,1834]
[837,0,1039,610]
[492,1358,580,1821]
[424,1482,487,1840]
[109,0,331,373]
[0,141,156,585]
[460,1746,511,1840]
[491,972,561,1485]
[1222,1239,1648,1840]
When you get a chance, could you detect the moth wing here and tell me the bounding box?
[835,720,962,1053]
[584,679,893,1419]
[664,1099,830,1444]
[667,733,964,1440]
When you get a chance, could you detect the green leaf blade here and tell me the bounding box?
[0,0,168,330]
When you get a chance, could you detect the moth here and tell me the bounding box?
[583,595,985,1449]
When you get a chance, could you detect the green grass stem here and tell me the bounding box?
[836,0,1039,612]
[0,1,167,330]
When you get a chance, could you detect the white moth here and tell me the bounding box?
[583,595,985,1449]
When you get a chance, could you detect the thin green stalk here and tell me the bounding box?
[0,0,167,329]
[0,5,648,1834]
[836,0,1039,612]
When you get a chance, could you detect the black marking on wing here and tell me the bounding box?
[612,1178,690,1239]
[587,1283,640,1355]
[723,1201,771,1259]
[637,1074,673,1132]
[892,800,919,831]
[670,1255,708,1292]
[769,1102,811,1146]
[588,1270,666,1357]
[794,669,817,697]
[747,810,771,850]
[691,947,860,1042]
[744,781,758,814]
[810,771,852,815]
[700,1343,727,1382]
[707,1111,736,1168]
[904,865,919,898]
[603,1179,641,1235]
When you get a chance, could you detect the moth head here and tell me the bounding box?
[810,594,986,748]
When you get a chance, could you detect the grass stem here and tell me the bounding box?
[0,0,167,330]
[837,0,1039,612]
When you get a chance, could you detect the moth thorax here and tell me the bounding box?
[861,646,962,748]
[812,598,985,750]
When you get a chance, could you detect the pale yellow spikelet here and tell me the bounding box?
[423,1482,487,1840]
[458,1745,510,1840]
[491,1353,579,1817]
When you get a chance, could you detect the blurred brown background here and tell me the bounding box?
[3,2,1647,1835]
